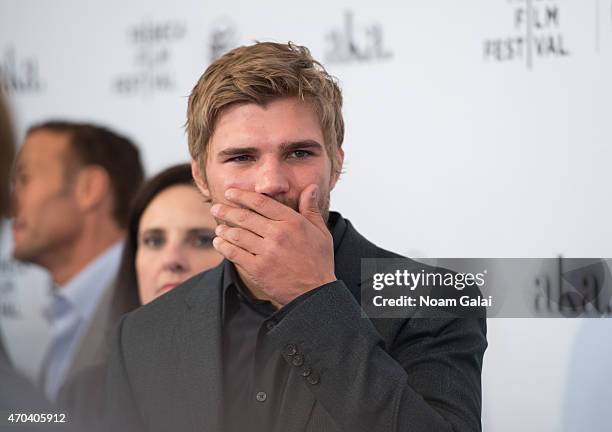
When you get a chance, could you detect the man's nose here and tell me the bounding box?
[253,159,290,196]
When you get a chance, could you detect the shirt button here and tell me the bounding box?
[284,343,297,356]
[255,391,267,402]
[265,320,276,331]
[301,367,312,377]
[292,354,304,367]
[306,370,320,385]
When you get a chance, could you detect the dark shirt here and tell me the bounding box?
[221,212,347,432]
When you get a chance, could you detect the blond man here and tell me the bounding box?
[106,42,487,432]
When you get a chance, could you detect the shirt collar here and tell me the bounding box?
[221,211,347,320]
[51,241,124,322]
[328,211,347,253]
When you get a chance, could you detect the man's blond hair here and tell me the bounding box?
[186,42,344,177]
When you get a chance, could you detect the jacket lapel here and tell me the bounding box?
[334,219,382,299]
[178,265,224,432]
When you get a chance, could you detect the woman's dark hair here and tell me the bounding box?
[115,163,195,309]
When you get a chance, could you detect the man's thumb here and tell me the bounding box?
[299,184,325,228]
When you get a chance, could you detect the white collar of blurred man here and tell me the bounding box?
[11,122,143,286]
[41,240,123,400]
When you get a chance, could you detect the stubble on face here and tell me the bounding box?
[202,172,332,228]
[12,185,77,263]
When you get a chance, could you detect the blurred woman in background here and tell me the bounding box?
[116,162,223,306]
[62,163,222,427]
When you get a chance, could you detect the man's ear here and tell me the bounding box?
[191,159,211,200]
[74,166,110,212]
[329,147,345,191]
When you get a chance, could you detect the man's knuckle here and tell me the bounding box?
[229,228,240,242]
[272,229,286,244]
[237,210,249,224]
[253,194,267,210]
[226,246,237,260]
[297,218,308,231]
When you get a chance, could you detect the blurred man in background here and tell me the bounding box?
[12,121,144,401]
[0,79,68,432]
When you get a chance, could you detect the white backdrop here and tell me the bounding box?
[1,1,611,430]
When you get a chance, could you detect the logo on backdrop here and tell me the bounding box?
[112,19,187,97]
[0,260,25,319]
[483,0,570,69]
[325,11,393,64]
[0,46,45,95]
[533,257,612,317]
[208,18,238,62]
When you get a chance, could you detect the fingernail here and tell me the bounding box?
[211,204,220,216]
[224,189,234,200]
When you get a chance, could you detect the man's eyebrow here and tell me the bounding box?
[216,141,323,158]
[280,140,324,152]
[217,147,259,158]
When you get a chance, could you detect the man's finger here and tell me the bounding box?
[224,188,293,221]
[211,203,271,237]
[215,224,265,255]
[212,236,256,266]
[298,184,327,232]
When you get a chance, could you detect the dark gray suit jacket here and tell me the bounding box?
[106,217,487,432]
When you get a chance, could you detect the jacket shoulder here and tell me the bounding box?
[120,265,221,341]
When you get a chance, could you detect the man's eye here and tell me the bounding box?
[228,155,254,163]
[16,174,29,185]
[289,150,312,159]
[142,234,164,249]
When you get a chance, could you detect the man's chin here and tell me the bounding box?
[12,243,40,264]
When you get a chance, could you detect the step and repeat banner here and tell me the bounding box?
[1,0,612,430]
